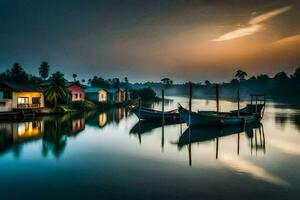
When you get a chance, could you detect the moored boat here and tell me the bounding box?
[178,103,263,127]
[133,106,180,121]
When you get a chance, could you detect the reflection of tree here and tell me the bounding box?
[274,113,289,128]
[42,118,67,158]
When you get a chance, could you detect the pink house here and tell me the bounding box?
[67,82,85,101]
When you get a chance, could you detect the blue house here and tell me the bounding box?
[85,87,107,102]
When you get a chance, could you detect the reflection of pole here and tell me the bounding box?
[216,136,219,159]
[237,133,240,155]
[138,121,141,144]
[162,89,165,124]
[161,122,164,151]
[250,137,253,155]
[255,128,258,155]
[188,128,192,166]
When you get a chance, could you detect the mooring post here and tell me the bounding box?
[138,97,141,120]
[237,89,240,117]
[188,82,192,126]
[189,82,192,112]
[162,89,165,124]
[216,84,219,113]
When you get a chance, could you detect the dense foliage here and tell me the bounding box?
[131,87,157,101]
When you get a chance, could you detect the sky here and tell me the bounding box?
[0,0,300,82]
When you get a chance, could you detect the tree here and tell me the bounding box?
[161,78,173,85]
[90,76,110,88]
[39,62,50,80]
[124,77,128,83]
[235,70,247,80]
[45,72,68,109]
[292,67,300,81]
[274,72,289,82]
[10,63,29,81]
[112,78,120,88]
[205,80,211,86]
[72,73,77,81]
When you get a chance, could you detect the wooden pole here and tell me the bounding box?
[189,82,192,112]
[188,82,192,126]
[162,89,165,124]
[237,89,240,117]
[216,84,219,113]
[138,97,141,120]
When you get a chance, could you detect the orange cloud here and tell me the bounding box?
[213,5,292,42]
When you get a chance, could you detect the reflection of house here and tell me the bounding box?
[67,82,85,101]
[0,121,44,153]
[15,121,44,142]
[107,89,126,102]
[99,112,107,127]
[71,118,85,134]
[85,87,107,102]
[0,80,45,112]
[115,108,125,122]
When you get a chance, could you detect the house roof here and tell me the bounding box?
[0,80,43,92]
[106,88,118,93]
[85,87,106,93]
[66,81,86,88]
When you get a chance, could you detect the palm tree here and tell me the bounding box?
[235,70,247,80]
[72,73,77,81]
[10,63,29,81]
[45,72,68,109]
[39,62,50,80]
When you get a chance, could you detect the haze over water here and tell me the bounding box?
[1,97,300,199]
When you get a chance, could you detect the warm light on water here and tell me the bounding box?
[0,97,300,199]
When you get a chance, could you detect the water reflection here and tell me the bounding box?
[175,123,266,165]
[0,108,129,158]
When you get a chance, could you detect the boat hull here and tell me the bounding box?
[179,106,260,127]
[133,107,180,121]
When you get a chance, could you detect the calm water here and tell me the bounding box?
[1,97,300,200]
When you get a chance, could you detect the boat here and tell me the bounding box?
[178,103,264,127]
[133,106,181,121]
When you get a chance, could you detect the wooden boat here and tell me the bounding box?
[178,104,263,127]
[133,106,181,121]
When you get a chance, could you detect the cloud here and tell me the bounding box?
[213,5,292,42]
[213,24,262,41]
[220,154,289,187]
[249,6,292,25]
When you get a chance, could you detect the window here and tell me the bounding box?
[75,93,78,99]
[80,93,82,98]
[17,97,29,104]
[32,97,41,105]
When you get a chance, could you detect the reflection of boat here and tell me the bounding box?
[178,104,263,127]
[130,120,180,135]
[175,122,265,166]
[133,107,180,121]
[177,123,261,148]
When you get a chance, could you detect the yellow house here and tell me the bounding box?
[0,80,45,112]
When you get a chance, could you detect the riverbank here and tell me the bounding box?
[0,99,135,120]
